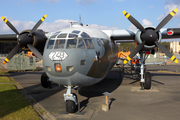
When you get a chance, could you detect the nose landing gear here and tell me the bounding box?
[64,86,78,113]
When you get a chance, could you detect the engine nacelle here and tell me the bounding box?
[135,26,162,50]
[18,29,47,52]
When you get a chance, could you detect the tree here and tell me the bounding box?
[117,43,136,52]
[158,42,170,52]
[117,41,170,53]
[0,42,17,54]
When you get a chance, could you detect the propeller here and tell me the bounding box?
[2,17,20,35]
[122,8,178,64]
[27,44,43,60]
[29,14,47,35]
[122,11,146,33]
[1,15,47,64]
[123,41,145,64]
[2,44,20,65]
[155,41,178,63]
[155,8,178,32]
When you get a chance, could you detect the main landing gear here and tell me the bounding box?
[139,51,151,90]
[64,86,78,113]
[41,72,52,88]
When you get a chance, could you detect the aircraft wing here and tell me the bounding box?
[161,28,180,39]
[103,28,180,41]
[0,34,17,42]
[102,29,137,41]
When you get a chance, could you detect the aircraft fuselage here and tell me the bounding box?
[43,24,118,87]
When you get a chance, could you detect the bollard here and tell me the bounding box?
[102,92,111,112]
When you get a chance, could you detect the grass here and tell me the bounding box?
[0,77,11,83]
[0,66,41,120]
[0,66,4,69]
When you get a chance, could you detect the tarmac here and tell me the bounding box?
[1,58,180,120]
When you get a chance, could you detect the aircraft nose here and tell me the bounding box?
[48,51,75,74]
[44,49,88,77]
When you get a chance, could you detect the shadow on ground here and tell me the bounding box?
[78,67,123,110]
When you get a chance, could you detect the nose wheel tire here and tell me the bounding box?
[41,72,51,88]
[66,100,77,113]
[144,72,151,89]
[65,93,78,113]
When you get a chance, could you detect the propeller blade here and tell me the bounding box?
[1,16,20,35]
[122,11,146,33]
[155,41,178,63]
[29,14,47,35]
[155,8,178,32]
[3,44,20,65]
[27,44,43,61]
[124,41,145,64]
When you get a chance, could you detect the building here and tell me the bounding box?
[170,41,180,54]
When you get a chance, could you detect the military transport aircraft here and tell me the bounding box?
[0,8,179,113]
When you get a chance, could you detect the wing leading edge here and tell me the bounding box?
[0,34,17,42]
[103,28,180,42]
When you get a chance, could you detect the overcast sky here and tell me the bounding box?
[0,0,180,36]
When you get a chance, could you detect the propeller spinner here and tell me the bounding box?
[123,8,178,64]
[1,15,47,64]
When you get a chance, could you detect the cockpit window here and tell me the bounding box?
[68,33,78,38]
[77,39,86,49]
[49,34,57,39]
[47,40,55,49]
[72,30,80,34]
[57,33,67,38]
[49,31,60,39]
[84,39,94,49]
[55,31,61,34]
[66,39,77,49]
[54,31,61,34]
[54,39,65,49]
[81,32,90,38]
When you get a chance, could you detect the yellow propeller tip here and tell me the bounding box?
[174,8,178,13]
[122,11,127,15]
[1,16,5,20]
[3,61,6,65]
[126,56,131,61]
[44,14,47,18]
[174,59,178,64]
[123,60,128,64]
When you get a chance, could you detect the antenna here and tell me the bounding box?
[79,15,81,24]
[70,22,73,27]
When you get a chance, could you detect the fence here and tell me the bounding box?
[0,54,8,57]
[7,51,36,71]
[137,53,180,64]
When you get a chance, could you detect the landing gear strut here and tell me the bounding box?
[139,51,151,90]
[64,86,78,113]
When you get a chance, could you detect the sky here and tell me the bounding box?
[0,0,180,36]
